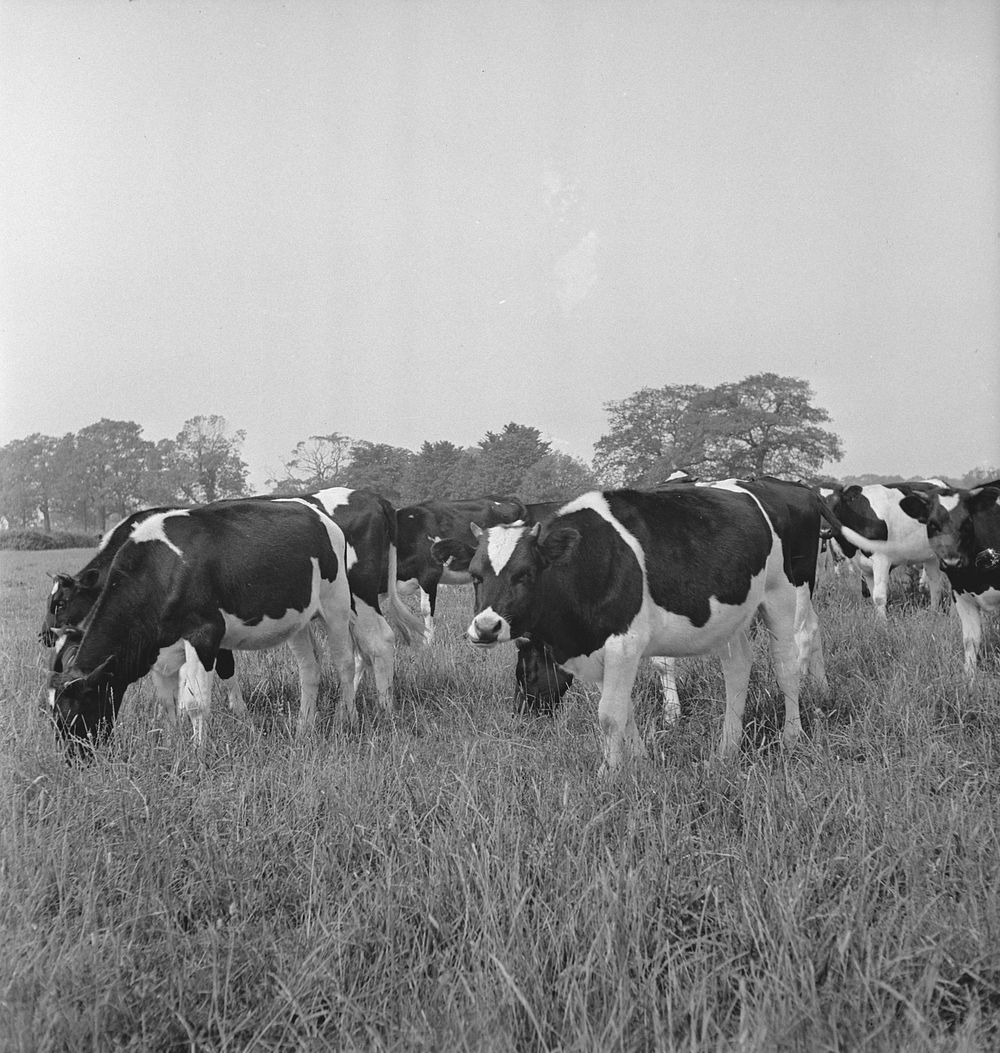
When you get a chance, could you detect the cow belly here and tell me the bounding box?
[557,589,763,684]
[220,607,315,649]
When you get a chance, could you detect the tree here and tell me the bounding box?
[471,422,551,495]
[168,415,249,504]
[75,419,156,529]
[518,452,598,502]
[593,384,706,486]
[268,432,353,492]
[403,440,469,502]
[959,465,1000,487]
[594,374,842,484]
[0,436,47,528]
[341,441,413,501]
[689,374,843,479]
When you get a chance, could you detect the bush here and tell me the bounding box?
[0,529,97,551]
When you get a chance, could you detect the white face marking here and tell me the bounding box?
[486,524,527,574]
[49,579,59,597]
[130,511,189,557]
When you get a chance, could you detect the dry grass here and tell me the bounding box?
[2,549,999,1052]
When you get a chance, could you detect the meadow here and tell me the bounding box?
[2,547,999,1052]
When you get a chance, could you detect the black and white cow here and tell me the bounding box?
[442,485,834,772]
[395,495,527,643]
[48,499,358,753]
[289,488,428,704]
[41,507,249,718]
[822,481,958,618]
[492,477,830,724]
[880,483,1000,677]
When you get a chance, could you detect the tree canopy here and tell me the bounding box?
[594,373,844,485]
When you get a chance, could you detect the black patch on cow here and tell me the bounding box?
[604,489,771,622]
[828,486,888,558]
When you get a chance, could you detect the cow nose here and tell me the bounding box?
[470,614,502,643]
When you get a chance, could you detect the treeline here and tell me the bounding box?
[2,373,995,533]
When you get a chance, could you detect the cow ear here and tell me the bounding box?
[77,568,101,591]
[470,522,484,540]
[900,492,933,522]
[538,525,580,566]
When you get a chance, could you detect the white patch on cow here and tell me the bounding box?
[49,579,59,597]
[486,524,528,574]
[309,488,353,515]
[469,605,512,644]
[219,556,325,649]
[557,492,647,571]
[130,511,189,557]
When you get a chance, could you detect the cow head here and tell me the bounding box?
[48,646,119,754]
[512,636,573,716]
[39,568,102,646]
[451,520,581,645]
[901,486,1000,569]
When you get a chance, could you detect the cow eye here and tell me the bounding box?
[470,572,482,585]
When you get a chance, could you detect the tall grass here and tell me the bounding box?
[2,549,999,1052]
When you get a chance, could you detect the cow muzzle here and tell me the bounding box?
[468,610,508,646]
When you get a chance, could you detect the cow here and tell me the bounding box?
[47,499,358,754]
[880,483,1000,677]
[822,481,959,618]
[42,488,427,715]
[439,483,838,772]
[493,477,830,723]
[285,488,428,705]
[395,495,527,643]
[40,507,249,717]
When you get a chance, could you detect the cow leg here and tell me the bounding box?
[288,627,323,737]
[922,559,949,612]
[794,587,829,697]
[649,655,680,725]
[178,641,214,748]
[225,678,248,717]
[868,554,892,619]
[596,638,644,774]
[320,614,360,733]
[350,600,395,710]
[717,630,753,759]
[759,593,803,749]
[954,593,984,679]
[419,586,437,645]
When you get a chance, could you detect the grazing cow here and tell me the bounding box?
[289,488,428,705]
[40,508,248,716]
[823,481,959,618]
[498,477,830,722]
[395,495,527,643]
[440,484,834,772]
[47,499,357,753]
[885,483,1000,677]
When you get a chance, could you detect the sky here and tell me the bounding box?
[2,0,998,490]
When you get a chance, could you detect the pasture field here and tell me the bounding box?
[2,548,1000,1053]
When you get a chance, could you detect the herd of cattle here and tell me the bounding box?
[40,475,1000,770]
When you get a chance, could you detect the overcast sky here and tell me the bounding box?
[2,0,997,488]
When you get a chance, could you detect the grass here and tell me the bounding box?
[2,548,999,1052]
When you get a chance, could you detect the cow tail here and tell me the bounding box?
[383,542,430,648]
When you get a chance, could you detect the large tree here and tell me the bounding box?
[471,422,551,496]
[340,441,413,501]
[403,440,469,502]
[268,432,353,492]
[594,374,842,484]
[167,415,249,504]
[75,419,156,529]
[593,384,706,486]
[518,452,598,503]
